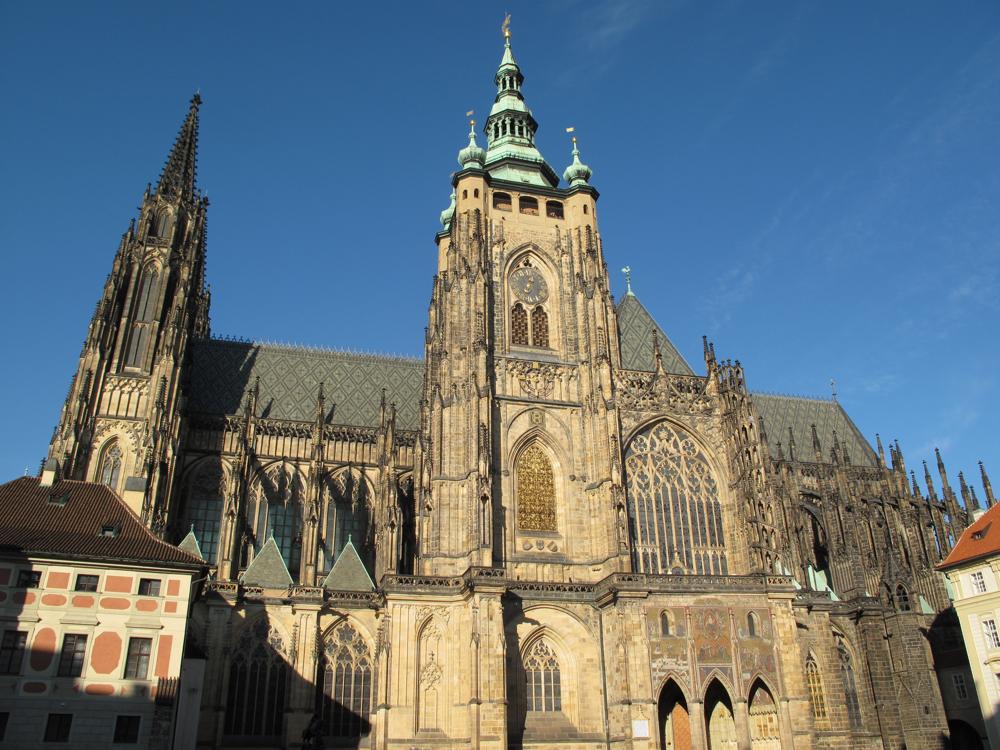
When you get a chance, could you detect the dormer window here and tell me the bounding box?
[99,522,121,538]
[47,492,70,507]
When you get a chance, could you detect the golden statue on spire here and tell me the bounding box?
[501,14,511,40]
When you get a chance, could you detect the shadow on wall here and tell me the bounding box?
[214,608,372,749]
[926,607,989,750]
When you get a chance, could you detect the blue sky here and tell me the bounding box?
[1,1,997,500]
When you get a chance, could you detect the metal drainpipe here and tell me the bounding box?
[597,601,613,750]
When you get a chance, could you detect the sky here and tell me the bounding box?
[0,1,997,500]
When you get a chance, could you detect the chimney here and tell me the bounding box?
[121,476,148,517]
[39,458,60,488]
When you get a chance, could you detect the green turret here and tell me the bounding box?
[483,23,558,186]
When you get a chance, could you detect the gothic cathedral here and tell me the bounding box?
[44,26,982,750]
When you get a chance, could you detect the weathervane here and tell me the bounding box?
[466,109,475,128]
[830,378,837,401]
[566,125,577,147]
[502,13,511,40]
[622,266,633,295]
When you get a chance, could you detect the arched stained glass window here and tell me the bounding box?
[516,443,556,531]
[624,421,727,574]
[319,623,373,738]
[321,470,372,572]
[530,305,549,347]
[98,440,122,492]
[248,466,304,577]
[805,657,827,724]
[511,303,529,345]
[185,461,225,563]
[525,640,561,712]
[224,618,287,739]
[837,638,862,729]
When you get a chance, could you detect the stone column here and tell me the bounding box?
[734,698,751,750]
[689,700,707,750]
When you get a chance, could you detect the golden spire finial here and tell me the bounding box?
[502,13,511,40]
[466,110,475,127]
[566,126,577,147]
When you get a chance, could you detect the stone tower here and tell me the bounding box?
[47,95,209,530]
[418,28,627,580]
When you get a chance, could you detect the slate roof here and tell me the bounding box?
[0,477,203,567]
[938,502,1000,570]
[751,393,877,467]
[188,339,424,430]
[616,293,694,375]
[322,540,375,592]
[239,536,293,588]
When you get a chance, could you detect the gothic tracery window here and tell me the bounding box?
[247,465,304,576]
[319,623,373,739]
[321,470,373,572]
[224,618,287,738]
[895,584,911,612]
[624,421,727,574]
[516,443,557,532]
[524,640,562,712]
[185,461,225,563]
[805,657,827,724]
[124,266,160,368]
[98,440,122,493]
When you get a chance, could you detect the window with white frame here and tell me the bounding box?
[983,618,1000,649]
[971,571,987,594]
[952,673,969,700]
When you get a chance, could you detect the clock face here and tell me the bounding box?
[510,267,548,304]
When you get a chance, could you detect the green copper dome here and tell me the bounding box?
[458,122,486,169]
[563,139,592,186]
[439,190,456,228]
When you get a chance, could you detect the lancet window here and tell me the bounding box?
[246,465,304,576]
[511,303,529,345]
[837,637,862,729]
[123,266,160,369]
[530,306,549,347]
[320,470,372,572]
[895,584,911,612]
[525,640,561,712]
[319,623,373,739]
[624,421,727,574]
[184,461,225,564]
[805,657,827,724]
[516,443,557,532]
[224,618,287,739]
[98,440,122,493]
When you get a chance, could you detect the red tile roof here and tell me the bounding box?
[0,477,203,568]
[938,502,1000,570]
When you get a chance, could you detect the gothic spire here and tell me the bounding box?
[157,93,201,202]
[981,461,996,508]
[923,460,938,500]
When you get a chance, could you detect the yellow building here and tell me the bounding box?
[0,470,203,748]
[939,483,1000,749]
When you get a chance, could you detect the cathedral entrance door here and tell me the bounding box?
[657,680,691,750]
[704,680,737,750]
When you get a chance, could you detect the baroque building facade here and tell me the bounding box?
[42,27,992,750]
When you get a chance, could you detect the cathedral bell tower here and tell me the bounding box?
[48,95,210,531]
[417,25,628,580]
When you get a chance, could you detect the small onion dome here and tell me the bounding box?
[439,190,456,228]
[458,123,486,169]
[563,139,592,186]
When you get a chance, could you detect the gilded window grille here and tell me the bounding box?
[516,444,557,531]
[531,306,549,347]
[511,303,529,345]
[624,421,727,574]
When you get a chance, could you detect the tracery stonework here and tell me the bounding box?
[516,444,556,531]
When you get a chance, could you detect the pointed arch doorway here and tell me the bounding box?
[705,679,737,750]
[657,679,691,750]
